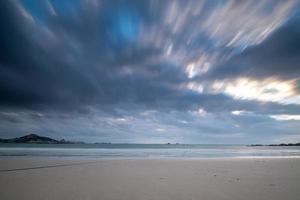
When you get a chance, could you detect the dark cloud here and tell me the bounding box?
[0,2,159,106]
[0,0,190,112]
[206,15,300,80]
[0,0,300,143]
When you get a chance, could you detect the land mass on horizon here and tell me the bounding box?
[0,134,84,144]
[0,134,300,146]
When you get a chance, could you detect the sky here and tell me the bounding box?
[0,0,300,144]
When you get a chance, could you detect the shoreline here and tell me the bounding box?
[1,155,300,161]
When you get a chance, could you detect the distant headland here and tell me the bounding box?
[249,143,300,147]
[0,134,84,144]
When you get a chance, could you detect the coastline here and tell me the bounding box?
[1,143,300,159]
[1,157,300,200]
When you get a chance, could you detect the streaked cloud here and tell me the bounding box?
[270,114,300,121]
[211,77,300,104]
[0,0,299,143]
[231,110,251,116]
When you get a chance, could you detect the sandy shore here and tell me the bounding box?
[0,158,300,200]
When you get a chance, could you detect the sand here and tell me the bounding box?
[0,158,300,200]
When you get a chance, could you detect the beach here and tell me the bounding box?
[0,158,299,200]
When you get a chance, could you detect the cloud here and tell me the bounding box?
[211,77,300,105]
[270,114,300,121]
[0,0,300,143]
[205,13,300,81]
[231,110,251,116]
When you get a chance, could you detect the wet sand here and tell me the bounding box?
[0,158,300,200]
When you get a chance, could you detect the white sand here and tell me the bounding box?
[0,158,300,200]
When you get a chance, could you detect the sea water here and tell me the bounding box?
[0,143,300,159]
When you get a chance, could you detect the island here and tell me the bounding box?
[0,134,84,144]
[249,143,300,147]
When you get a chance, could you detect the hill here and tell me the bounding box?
[0,134,80,144]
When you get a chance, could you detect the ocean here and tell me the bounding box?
[0,144,300,159]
